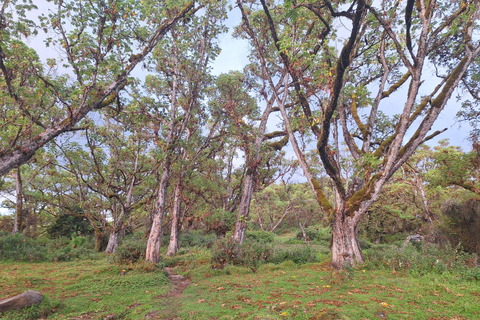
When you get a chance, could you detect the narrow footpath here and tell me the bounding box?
[145,267,191,320]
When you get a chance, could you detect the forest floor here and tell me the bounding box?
[1,247,480,319]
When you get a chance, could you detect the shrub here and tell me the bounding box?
[210,238,272,272]
[111,234,146,265]
[0,234,48,262]
[179,230,216,248]
[358,238,373,250]
[46,214,93,239]
[268,244,326,265]
[0,233,99,262]
[363,242,479,278]
[245,230,275,243]
[241,239,273,272]
[295,226,331,244]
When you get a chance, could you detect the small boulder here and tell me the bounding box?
[0,290,43,312]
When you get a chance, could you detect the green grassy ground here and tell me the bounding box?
[1,248,479,319]
[180,261,480,319]
[0,259,170,319]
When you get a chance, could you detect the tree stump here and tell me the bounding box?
[0,290,43,312]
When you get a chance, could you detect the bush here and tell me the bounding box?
[179,230,216,248]
[295,226,331,244]
[46,214,93,238]
[268,244,327,265]
[111,234,146,265]
[0,234,48,262]
[0,233,98,262]
[47,235,98,262]
[211,238,272,272]
[245,230,275,243]
[363,242,479,278]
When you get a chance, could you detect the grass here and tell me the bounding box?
[0,241,479,319]
[0,259,170,319]
[178,261,480,319]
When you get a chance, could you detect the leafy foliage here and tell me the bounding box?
[0,233,48,262]
[210,237,272,273]
[111,233,146,265]
[295,226,332,245]
[179,230,217,248]
[0,233,97,262]
[268,244,327,265]
[364,242,478,278]
[439,198,480,255]
[46,214,93,239]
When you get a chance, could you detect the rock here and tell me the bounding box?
[403,234,424,246]
[0,290,43,312]
[145,310,161,319]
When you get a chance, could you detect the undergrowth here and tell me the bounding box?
[0,233,98,262]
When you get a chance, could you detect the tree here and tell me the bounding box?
[77,121,152,253]
[241,0,480,268]
[144,1,227,262]
[0,0,197,176]
[427,140,480,197]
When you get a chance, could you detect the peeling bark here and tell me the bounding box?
[11,167,23,235]
[105,231,120,254]
[146,159,171,263]
[166,181,183,256]
[232,171,256,244]
[331,209,364,268]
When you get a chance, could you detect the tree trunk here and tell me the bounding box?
[105,150,139,254]
[166,182,182,256]
[94,228,105,252]
[412,171,433,222]
[294,210,310,244]
[104,229,120,253]
[146,159,171,263]
[331,208,364,269]
[232,171,256,244]
[12,167,23,235]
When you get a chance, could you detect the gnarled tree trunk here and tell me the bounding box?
[105,230,120,254]
[331,209,364,269]
[232,171,256,244]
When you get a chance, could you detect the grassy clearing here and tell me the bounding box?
[0,259,170,319]
[177,260,480,319]
[1,238,479,319]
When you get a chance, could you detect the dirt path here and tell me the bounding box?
[162,268,191,298]
[145,268,191,320]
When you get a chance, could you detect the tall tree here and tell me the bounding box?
[244,0,480,268]
[144,1,227,262]
[427,140,480,198]
[0,0,197,176]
